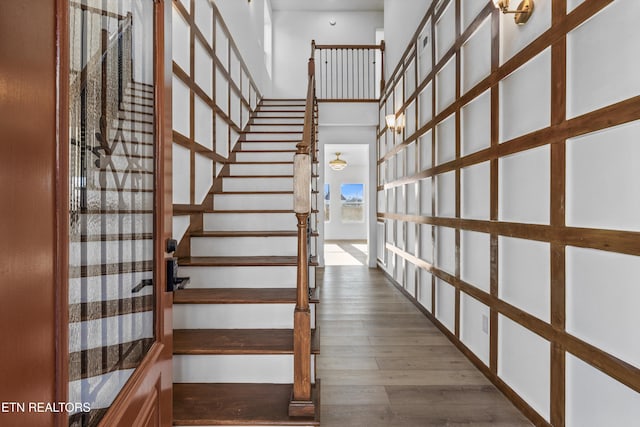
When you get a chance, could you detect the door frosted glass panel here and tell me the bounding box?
[68,2,156,425]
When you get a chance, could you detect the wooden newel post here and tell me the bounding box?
[289,150,315,417]
[379,40,386,94]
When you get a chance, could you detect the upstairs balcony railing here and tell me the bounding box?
[313,40,385,102]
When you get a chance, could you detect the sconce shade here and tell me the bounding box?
[385,114,405,134]
[329,152,347,171]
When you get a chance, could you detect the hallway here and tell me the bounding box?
[317,266,532,426]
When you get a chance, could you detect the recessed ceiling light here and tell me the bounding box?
[329,19,336,26]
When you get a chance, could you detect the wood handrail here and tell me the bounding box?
[289,42,317,417]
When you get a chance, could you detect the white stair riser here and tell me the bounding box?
[204,212,296,231]
[258,105,305,110]
[251,118,304,125]
[241,142,299,151]
[249,125,303,132]
[214,193,292,210]
[174,303,316,329]
[243,133,300,141]
[230,163,293,176]
[261,100,305,105]
[235,152,293,162]
[173,355,315,384]
[191,236,298,257]
[254,111,305,118]
[177,266,303,288]
[223,177,293,192]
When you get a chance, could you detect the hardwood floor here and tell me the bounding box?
[317,266,532,426]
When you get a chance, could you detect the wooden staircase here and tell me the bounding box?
[172,99,320,426]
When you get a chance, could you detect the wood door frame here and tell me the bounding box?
[55,0,173,425]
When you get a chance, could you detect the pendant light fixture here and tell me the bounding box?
[329,152,347,171]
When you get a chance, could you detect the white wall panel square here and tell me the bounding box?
[215,114,229,158]
[436,226,456,275]
[406,262,416,296]
[396,219,405,250]
[566,120,640,232]
[419,177,433,216]
[216,69,229,112]
[566,353,640,427]
[461,293,490,365]
[499,145,550,224]
[461,230,490,293]
[500,0,551,64]
[436,57,456,114]
[215,23,228,69]
[172,143,190,204]
[420,224,433,263]
[436,113,456,165]
[500,48,551,143]
[499,236,550,321]
[406,142,417,176]
[405,101,416,139]
[407,182,417,215]
[194,0,213,46]
[395,256,404,284]
[419,130,432,171]
[566,247,640,368]
[172,75,190,138]
[404,59,416,97]
[567,1,640,118]
[386,219,395,245]
[230,49,241,87]
[461,89,491,156]
[194,95,213,150]
[436,278,456,332]
[230,128,240,151]
[387,187,395,214]
[498,315,550,421]
[396,184,405,214]
[194,38,213,97]
[462,0,488,31]
[419,83,433,128]
[567,0,586,13]
[436,171,456,218]
[418,20,432,82]
[396,150,405,178]
[394,78,404,114]
[436,1,456,63]
[461,161,490,220]
[418,269,433,312]
[172,8,190,73]
[194,153,212,204]
[462,17,491,93]
[406,222,416,256]
[377,190,385,212]
[230,91,241,127]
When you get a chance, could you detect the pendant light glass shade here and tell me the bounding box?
[329,152,347,171]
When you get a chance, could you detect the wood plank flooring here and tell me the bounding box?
[317,266,532,427]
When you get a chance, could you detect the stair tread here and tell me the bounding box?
[205,209,320,214]
[173,287,320,304]
[173,383,319,426]
[192,230,319,237]
[179,256,319,267]
[174,328,319,354]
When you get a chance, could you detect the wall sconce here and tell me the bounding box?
[385,114,405,134]
[329,152,347,171]
[493,0,534,25]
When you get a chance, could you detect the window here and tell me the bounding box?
[324,183,330,222]
[341,183,365,222]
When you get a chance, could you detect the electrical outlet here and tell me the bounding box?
[482,314,489,334]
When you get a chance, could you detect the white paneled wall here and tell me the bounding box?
[171,0,260,247]
[377,0,640,423]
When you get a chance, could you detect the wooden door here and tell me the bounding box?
[63,0,172,426]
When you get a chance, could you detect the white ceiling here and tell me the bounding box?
[325,144,369,167]
[271,0,384,12]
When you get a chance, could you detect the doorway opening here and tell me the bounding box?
[323,144,371,266]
